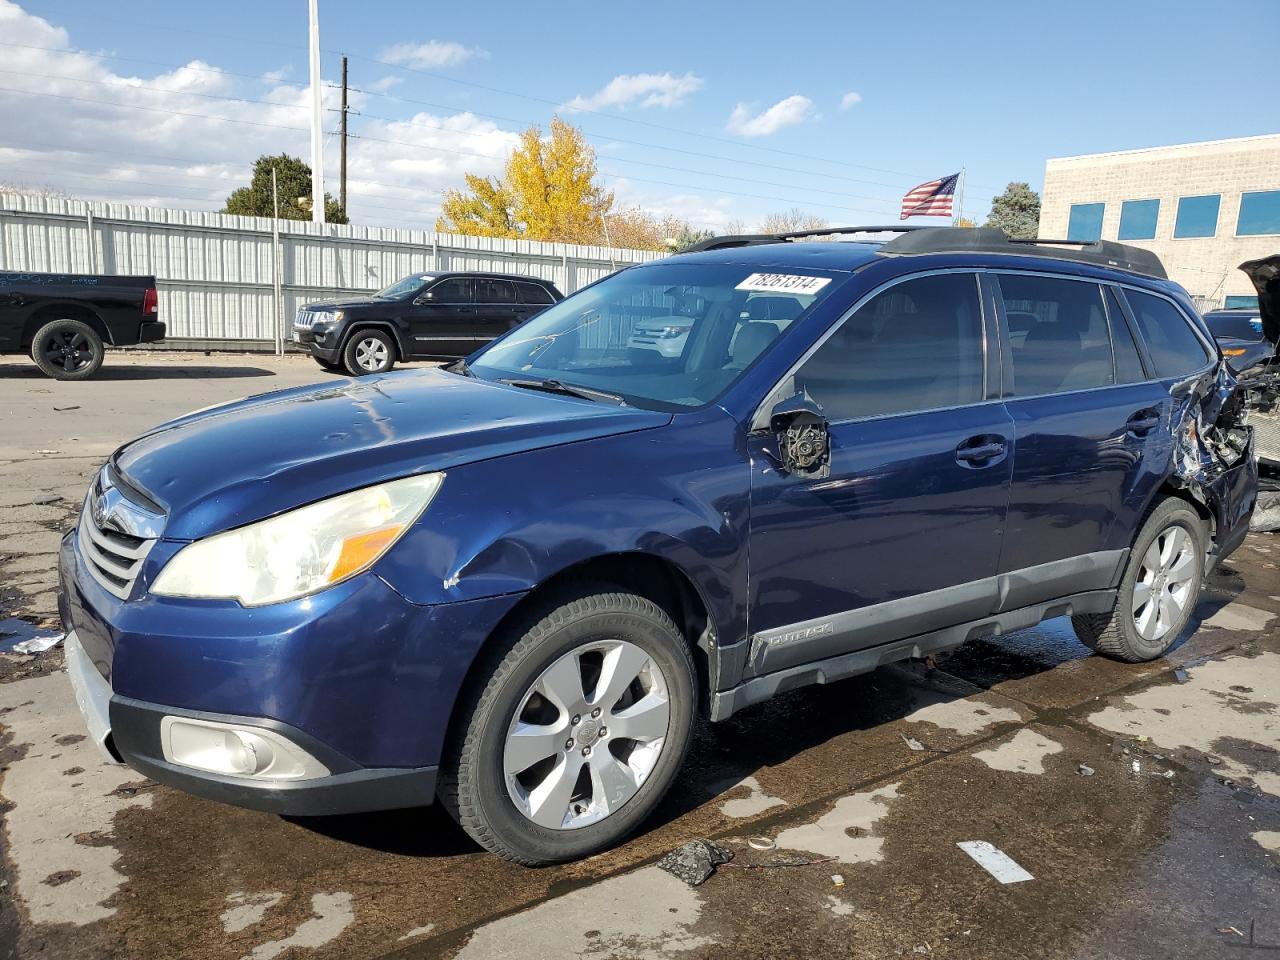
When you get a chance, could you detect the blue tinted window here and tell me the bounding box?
[1236,190,1280,236]
[1225,295,1260,310]
[1067,203,1105,241]
[1117,199,1159,240]
[1173,194,1220,238]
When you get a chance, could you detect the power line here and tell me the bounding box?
[0,34,1001,194]
[0,84,906,219]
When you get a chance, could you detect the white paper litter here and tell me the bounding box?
[11,633,64,655]
[957,841,1034,884]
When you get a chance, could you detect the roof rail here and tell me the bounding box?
[681,224,930,254]
[880,227,1168,279]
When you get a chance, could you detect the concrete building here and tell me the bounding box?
[1039,134,1280,310]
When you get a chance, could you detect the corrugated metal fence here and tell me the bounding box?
[0,193,664,346]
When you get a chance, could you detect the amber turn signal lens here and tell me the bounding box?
[329,525,404,582]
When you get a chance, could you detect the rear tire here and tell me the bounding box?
[1072,498,1205,662]
[439,588,697,865]
[342,329,396,376]
[30,319,104,380]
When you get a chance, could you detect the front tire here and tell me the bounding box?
[1073,497,1205,662]
[440,589,697,865]
[342,329,396,376]
[30,319,104,380]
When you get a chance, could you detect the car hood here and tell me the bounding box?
[113,369,671,540]
[302,296,388,311]
[1239,255,1280,356]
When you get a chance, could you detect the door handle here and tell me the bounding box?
[1126,411,1161,436]
[955,436,1007,466]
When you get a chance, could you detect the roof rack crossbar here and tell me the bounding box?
[681,224,930,253]
[879,227,1168,280]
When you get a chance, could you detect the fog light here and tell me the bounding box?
[160,717,328,781]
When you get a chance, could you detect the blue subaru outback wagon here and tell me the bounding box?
[60,226,1259,864]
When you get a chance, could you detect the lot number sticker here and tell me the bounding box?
[735,273,831,295]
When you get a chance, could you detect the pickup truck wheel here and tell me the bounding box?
[440,589,696,865]
[1072,498,1205,662]
[342,329,396,376]
[30,319,104,380]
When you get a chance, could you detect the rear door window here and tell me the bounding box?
[515,281,555,305]
[999,274,1113,396]
[1124,290,1212,378]
[476,278,517,304]
[794,272,985,421]
[1106,288,1147,384]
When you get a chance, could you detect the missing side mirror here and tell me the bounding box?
[770,392,830,478]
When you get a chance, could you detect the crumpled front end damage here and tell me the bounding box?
[1236,255,1280,530]
[1167,358,1258,554]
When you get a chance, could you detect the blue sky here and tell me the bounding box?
[4,0,1277,231]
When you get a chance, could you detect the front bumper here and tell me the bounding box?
[59,529,524,816]
[64,629,434,815]
[292,325,342,362]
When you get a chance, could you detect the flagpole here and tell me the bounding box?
[954,168,966,226]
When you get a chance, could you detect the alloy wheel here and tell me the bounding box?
[1131,524,1197,642]
[42,330,95,373]
[354,337,389,371]
[503,639,670,830]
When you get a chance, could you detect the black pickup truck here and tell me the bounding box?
[0,271,164,379]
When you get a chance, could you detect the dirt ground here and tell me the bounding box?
[1,352,1277,959]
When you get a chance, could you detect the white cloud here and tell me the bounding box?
[840,91,862,110]
[562,72,703,112]
[726,95,813,137]
[367,75,403,93]
[379,40,486,70]
[0,0,518,228]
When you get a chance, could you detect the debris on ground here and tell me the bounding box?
[721,855,838,873]
[10,633,64,655]
[31,493,62,505]
[957,841,1034,884]
[1132,759,1142,775]
[901,734,926,752]
[1077,764,1095,777]
[1174,667,1189,683]
[747,836,776,851]
[831,874,845,887]
[656,840,734,886]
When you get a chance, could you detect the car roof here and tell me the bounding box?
[658,239,1181,296]
[659,226,1177,292]
[436,271,558,285]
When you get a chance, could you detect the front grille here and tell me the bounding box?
[77,468,162,600]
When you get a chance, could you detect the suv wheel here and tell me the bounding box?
[440,589,696,865]
[31,319,104,380]
[342,329,396,376]
[1073,497,1205,662]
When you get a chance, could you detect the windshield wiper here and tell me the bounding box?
[498,377,626,406]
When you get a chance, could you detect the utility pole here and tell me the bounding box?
[307,0,325,223]
[339,55,348,215]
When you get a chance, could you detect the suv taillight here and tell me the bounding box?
[142,287,158,315]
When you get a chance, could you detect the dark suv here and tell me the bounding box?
[293,271,563,376]
[61,227,1258,866]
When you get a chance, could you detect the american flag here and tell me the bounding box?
[900,172,960,220]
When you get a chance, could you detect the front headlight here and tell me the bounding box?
[152,473,443,606]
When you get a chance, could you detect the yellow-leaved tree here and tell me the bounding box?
[437,118,613,244]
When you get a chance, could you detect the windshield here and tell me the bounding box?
[1205,312,1265,342]
[376,274,434,299]
[469,263,841,409]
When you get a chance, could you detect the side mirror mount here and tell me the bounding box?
[769,391,830,478]
[413,290,436,305]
